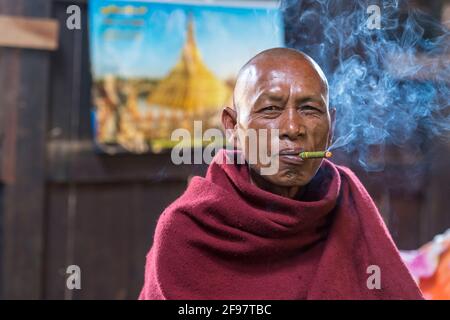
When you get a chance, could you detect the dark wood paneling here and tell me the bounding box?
[0,0,53,300]
[44,181,188,299]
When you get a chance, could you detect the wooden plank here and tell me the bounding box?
[0,15,59,50]
[42,185,69,299]
[46,0,82,184]
[2,49,51,299]
[0,48,20,184]
[0,0,52,300]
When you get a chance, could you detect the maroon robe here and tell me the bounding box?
[139,149,423,299]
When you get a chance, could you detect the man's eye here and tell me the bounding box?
[262,106,280,112]
[301,105,322,113]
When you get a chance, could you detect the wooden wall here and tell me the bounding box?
[0,0,207,299]
[0,0,448,299]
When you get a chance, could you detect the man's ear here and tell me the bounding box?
[222,106,237,129]
[222,106,237,128]
[221,107,238,147]
[328,107,336,147]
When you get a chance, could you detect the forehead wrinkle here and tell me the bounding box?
[252,84,285,103]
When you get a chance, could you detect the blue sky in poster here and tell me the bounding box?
[89,0,284,79]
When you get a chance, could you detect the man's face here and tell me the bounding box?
[234,56,334,188]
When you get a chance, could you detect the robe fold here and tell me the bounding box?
[139,149,423,300]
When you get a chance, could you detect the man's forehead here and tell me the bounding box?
[244,63,327,96]
[233,48,329,111]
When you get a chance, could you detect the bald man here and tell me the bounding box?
[139,48,423,300]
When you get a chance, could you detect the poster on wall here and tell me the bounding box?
[89,0,284,154]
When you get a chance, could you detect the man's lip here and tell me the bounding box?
[278,148,304,156]
[278,154,304,165]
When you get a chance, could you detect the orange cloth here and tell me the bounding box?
[420,246,450,300]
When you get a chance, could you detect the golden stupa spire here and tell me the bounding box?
[185,14,196,52]
[181,14,202,72]
[147,14,230,114]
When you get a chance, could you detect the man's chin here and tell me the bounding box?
[249,164,311,186]
[262,173,310,188]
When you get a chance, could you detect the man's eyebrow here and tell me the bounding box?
[296,96,326,107]
[253,91,285,104]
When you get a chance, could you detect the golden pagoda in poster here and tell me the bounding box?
[147,17,231,117]
[90,1,283,153]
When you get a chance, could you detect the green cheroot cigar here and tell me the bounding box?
[299,151,333,159]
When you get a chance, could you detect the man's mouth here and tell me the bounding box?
[278,148,305,165]
[278,147,304,156]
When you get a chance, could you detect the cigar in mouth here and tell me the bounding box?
[299,151,333,159]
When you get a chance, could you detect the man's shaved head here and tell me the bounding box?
[233,47,329,118]
[222,47,335,199]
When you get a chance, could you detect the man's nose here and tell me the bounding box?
[279,107,306,140]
